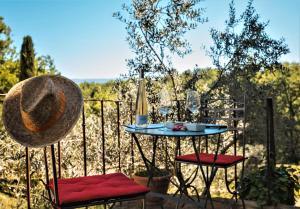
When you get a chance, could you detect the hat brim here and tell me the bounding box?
[2,75,83,148]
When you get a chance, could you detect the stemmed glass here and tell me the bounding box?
[186,90,201,122]
[159,88,172,128]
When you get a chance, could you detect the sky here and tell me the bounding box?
[0,0,299,79]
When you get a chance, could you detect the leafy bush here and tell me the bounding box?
[240,165,300,206]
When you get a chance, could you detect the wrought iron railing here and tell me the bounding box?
[0,94,246,208]
[0,97,161,208]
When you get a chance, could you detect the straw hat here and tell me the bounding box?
[2,75,83,148]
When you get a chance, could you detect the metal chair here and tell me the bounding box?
[42,108,150,209]
[175,97,247,209]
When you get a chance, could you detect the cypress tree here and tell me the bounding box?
[19,35,36,81]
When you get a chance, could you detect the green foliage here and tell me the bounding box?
[0,193,22,209]
[204,0,296,166]
[207,0,289,101]
[0,17,12,64]
[0,18,61,208]
[79,81,118,114]
[19,35,36,81]
[0,60,19,94]
[0,17,17,94]
[36,55,60,75]
[0,1,299,208]
[0,18,59,93]
[0,54,59,94]
[254,63,300,163]
[114,0,207,100]
[240,165,300,206]
[80,81,117,100]
[209,0,289,77]
[180,68,219,93]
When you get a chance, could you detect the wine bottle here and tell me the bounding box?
[135,70,148,127]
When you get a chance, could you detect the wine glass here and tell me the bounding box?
[186,90,200,122]
[159,88,172,127]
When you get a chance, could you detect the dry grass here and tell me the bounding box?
[0,193,19,209]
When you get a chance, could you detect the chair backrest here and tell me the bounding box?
[200,96,246,157]
[42,100,124,207]
[42,144,60,207]
[42,107,85,207]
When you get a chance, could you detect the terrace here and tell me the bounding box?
[0,96,299,209]
[0,0,299,208]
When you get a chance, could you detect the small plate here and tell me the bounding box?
[165,121,184,129]
[124,124,164,129]
[184,123,206,132]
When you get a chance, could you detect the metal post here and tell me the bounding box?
[165,139,168,169]
[233,100,238,201]
[101,100,106,174]
[241,95,246,180]
[266,97,276,170]
[51,144,60,206]
[266,97,276,205]
[43,147,51,200]
[116,101,121,172]
[204,99,209,184]
[57,142,61,179]
[82,105,87,176]
[130,100,135,173]
[26,147,31,209]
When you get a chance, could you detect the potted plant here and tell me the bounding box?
[239,165,300,206]
[133,168,172,194]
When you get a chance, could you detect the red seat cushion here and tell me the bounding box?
[175,153,245,167]
[49,173,149,206]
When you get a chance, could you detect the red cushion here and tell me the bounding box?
[176,153,245,167]
[49,173,149,206]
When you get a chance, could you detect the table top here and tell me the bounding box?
[124,123,228,137]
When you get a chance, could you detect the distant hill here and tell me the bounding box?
[72,78,114,84]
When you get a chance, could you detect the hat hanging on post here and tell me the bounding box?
[2,75,83,148]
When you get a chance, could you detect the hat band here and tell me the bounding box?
[21,91,66,133]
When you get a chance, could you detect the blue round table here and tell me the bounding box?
[125,123,227,137]
[125,123,228,207]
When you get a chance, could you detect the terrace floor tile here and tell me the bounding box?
[111,192,300,209]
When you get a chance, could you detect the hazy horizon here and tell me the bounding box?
[72,78,114,84]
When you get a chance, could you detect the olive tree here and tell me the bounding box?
[207,0,289,98]
[114,0,207,102]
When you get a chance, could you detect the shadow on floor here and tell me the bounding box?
[112,192,300,209]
